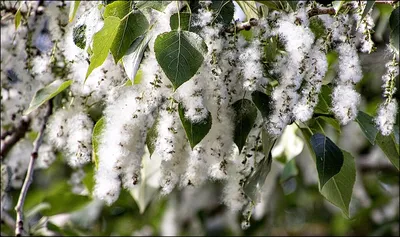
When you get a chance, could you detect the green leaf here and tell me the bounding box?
[280,158,298,183]
[122,34,151,83]
[86,16,120,80]
[68,1,80,23]
[232,99,258,153]
[361,1,375,22]
[376,133,399,170]
[92,117,105,170]
[244,128,276,201]
[41,182,91,216]
[355,111,378,145]
[25,80,72,115]
[104,2,149,63]
[317,116,341,134]
[309,17,326,39]
[154,30,207,90]
[15,7,22,30]
[389,7,399,53]
[73,24,86,49]
[146,115,158,157]
[332,1,344,16]
[210,0,235,25]
[136,1,171,12]
[320,150,355,218]
[251,90,272,120]
[310,133,344,188]
[314,85,332,115]
[287,0,299,12]
[170,13,191,31]
[236,1,259,20]
[178,103,212,149]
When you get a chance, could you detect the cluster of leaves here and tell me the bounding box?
[23,0,399,220]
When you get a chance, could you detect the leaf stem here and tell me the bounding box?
[14,101,52,236]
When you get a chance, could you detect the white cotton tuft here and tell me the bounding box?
[94,171,121,205]
[181,146,208,187]
[331,84,361,125]
[337,43,363,84]
[238,39,267,92]
[65,112,93,167]
[293,40,328,122]
[375,100,398,136]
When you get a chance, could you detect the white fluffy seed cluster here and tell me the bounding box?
[331,43,362,125]
[47,106,93,167]
[268,9,316,135]
[375,59,399,136]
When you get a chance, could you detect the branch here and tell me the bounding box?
[225,18,258,33]
[0,117,31,160]
[308,7,336,18]
[14,101,52,237]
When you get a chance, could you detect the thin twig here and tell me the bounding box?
[225,18,259,33]
[308,7,336,18]
[0,117,31,160]
[14,101,52,237]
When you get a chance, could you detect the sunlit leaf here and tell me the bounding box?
[86,16,120,80]
[25,80,72,115]
[68,1,80,23]
[92,117,105,170]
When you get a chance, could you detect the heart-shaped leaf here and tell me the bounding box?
[178,103,212,149]
[310,133,344,188]
[154,30,207,90]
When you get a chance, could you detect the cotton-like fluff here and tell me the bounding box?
[156,105,189,194]
[94,86,159,204]
[47,106,93,167]
[351,1,375,53]
[293,40,328,122]
[375,101,398,136]
[238,39,267,92]
[375,59,399,136]
[4,139,55,188]
[176,77,209,123]
[332,42,362,124]
[267,12,315,135]
[181,146,208,187]
[331,84,361,125]
[336,43,363,84]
